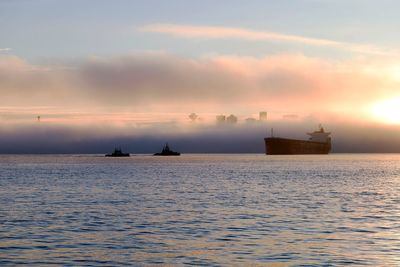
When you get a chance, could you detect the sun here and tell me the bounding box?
[371,97,400,124]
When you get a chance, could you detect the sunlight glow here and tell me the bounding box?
[371,97,400,124]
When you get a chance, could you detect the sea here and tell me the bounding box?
[0,154,399,266]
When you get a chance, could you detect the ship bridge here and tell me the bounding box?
[307,126,331,143]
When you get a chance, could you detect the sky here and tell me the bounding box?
[1,0,400,153]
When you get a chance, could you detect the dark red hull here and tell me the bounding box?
[264,137,331,155]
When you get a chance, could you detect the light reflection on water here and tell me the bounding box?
[0,154,399,266]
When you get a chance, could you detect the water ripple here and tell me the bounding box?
[0,154,400,266]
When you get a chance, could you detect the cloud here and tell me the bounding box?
[0,48,12,52]
[78,53,249,106]
[138,24,398,56]
[72,53,400,114]
[0,52,399,127]
[138,23,339,46]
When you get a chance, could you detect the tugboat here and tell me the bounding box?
[154,143,180,156]
[264,125,331,155]
[105,147,130,157]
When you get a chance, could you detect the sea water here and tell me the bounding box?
[0,154,399,266]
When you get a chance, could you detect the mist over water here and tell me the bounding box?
[1,154,399,266]
[2,120,400,153]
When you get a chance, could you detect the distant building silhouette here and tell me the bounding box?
[37,115,41,122]
[226,114,238,124]
[188,113,198,122]
[216,115,226,124]
[259,111,267,121]
[245,117,257,123]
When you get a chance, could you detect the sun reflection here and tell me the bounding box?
[371,97,400,124]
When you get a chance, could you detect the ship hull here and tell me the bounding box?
[153,152,180,156]
[105,153,130,157]
[264,137,331,155]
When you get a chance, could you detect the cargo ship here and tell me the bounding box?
[264,125,331,155]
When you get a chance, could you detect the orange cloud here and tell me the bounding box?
[0,53,399,126]
[138,24,399,56]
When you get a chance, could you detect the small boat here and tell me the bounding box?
[154,143,180,156]
[105,148,130,157]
